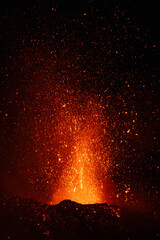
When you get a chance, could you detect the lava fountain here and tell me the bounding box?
[51,95,111,204]
[52,134,103,204]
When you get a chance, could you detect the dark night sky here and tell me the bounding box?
[0,0,159,206]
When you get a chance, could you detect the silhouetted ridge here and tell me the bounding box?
[0,195,159,240]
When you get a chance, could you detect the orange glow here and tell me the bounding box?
[51,112,109,204]
[52,140,104,204]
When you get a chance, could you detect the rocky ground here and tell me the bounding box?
[0,195,159,240]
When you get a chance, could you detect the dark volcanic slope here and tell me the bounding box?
[0,196,159,240]
[0,196,124,240]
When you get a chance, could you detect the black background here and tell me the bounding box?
[0,0,159,206]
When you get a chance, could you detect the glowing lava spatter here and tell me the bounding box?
[52,138,103,204]
[51,99,110,204]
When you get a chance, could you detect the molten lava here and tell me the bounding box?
[51,106,109,204]
[52,145,103,204]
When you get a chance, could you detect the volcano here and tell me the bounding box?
[0,195,159,240]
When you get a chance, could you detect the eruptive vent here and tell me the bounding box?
[52,133,103,204]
